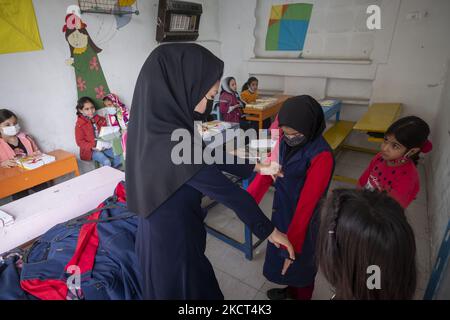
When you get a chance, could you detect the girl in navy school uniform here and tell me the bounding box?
[358,116,432,209]
[247,95,335,300]
[125,43,295,300]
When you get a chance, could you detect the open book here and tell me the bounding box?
[15,153,56,170]
[245,97,278,110]
[201,121,233,140]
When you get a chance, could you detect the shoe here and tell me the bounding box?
[266,287,294,300]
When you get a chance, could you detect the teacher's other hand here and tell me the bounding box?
[267,228,295,262]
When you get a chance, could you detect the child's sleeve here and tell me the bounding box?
[219,94,232,114]
[98,116,107,128]
[287,151,334,254]
[358,154,378,187]
[246,173,273,204]
[358,167,370,188]
[75,126,95,150]
[240,91,250,104]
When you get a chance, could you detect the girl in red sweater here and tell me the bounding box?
[358,116,432,208]
[75,97,121,168]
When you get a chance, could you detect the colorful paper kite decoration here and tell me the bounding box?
[265,3,313,51]
[0,0,43,55]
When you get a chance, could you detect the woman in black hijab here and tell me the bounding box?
[246,95,335,300]
[126,43,294,300]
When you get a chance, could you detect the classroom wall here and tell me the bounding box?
[0,0,221,173]
[426,60,450,263]
[219,0,397,124]
[371,0,450,126]
[219,0,450,125]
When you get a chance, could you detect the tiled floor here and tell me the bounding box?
[204,150,431,300]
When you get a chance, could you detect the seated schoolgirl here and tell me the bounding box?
[75,97,122,168]
[0,109,49,199]
[102,93,130,131]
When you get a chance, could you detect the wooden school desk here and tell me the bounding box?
[243,95,292,130]
[353,103,402,143]
[340,102,402,155]
[0,150,80,199]
[0,166,125,255]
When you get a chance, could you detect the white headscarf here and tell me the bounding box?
[220,76,245,108]
[220,77,235,94]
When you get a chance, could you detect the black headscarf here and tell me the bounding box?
[277,95,326,159]
[125,43,224,217]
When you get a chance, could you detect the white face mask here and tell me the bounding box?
[2,124,20,136]
[105,107,117,115]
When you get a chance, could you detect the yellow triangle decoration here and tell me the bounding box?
[0,0,43,55]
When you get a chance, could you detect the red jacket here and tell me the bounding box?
[219,91,242,123]
[75,114,107,161]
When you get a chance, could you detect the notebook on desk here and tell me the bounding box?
[15,154,56,170]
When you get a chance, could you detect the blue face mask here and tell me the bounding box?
[283,134,307,147]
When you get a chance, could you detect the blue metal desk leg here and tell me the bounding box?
[242,178,253,260]
[336,104,341,121]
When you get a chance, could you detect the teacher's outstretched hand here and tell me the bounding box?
[267,228,295,262]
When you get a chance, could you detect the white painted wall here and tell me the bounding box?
[427,60,450,262]
[219,0,450,123]
[0,0,220,173]
[371,0,450,126]
[217,0,257,88]
[253,0,385,59]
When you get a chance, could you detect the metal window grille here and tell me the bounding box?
[78,0,139,16]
